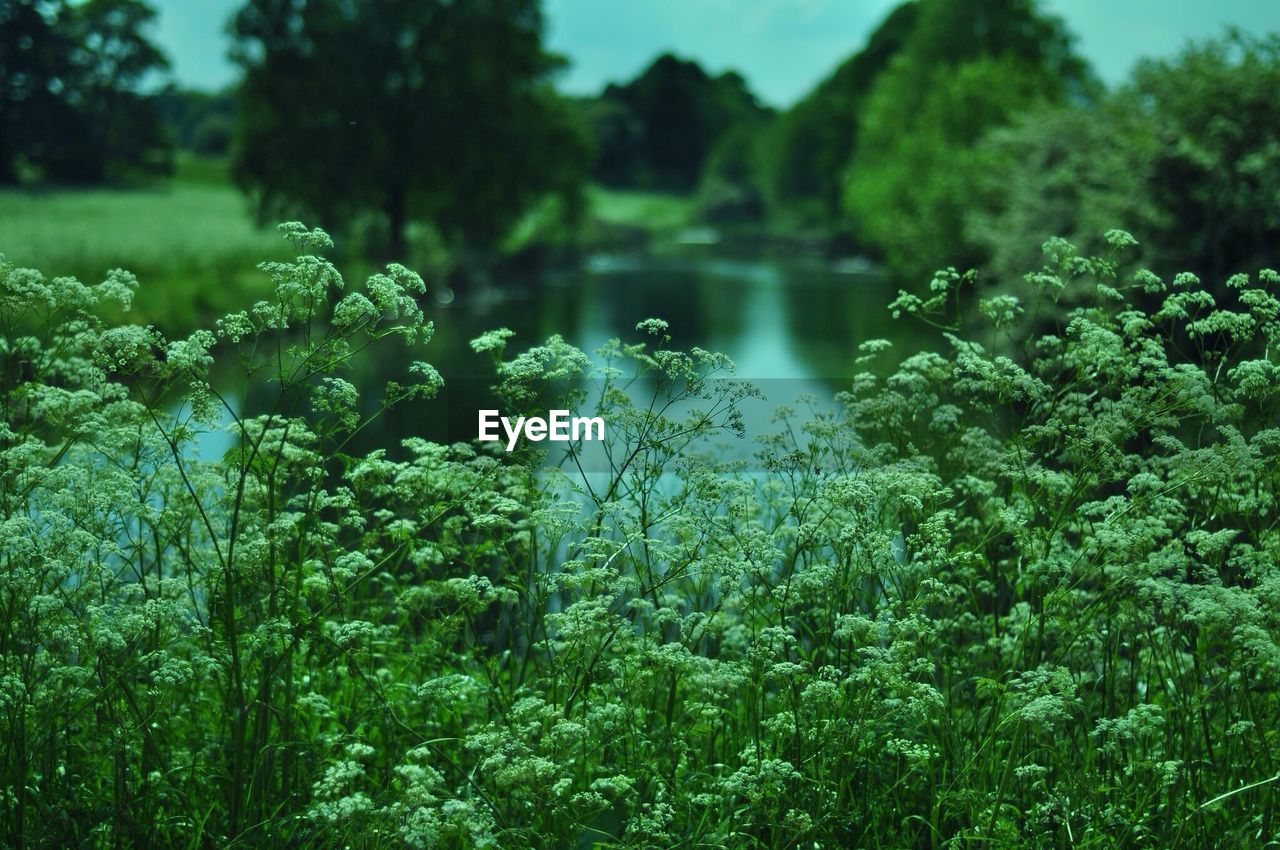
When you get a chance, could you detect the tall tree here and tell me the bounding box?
[0,0,169,183]
[842,0,1094,281]
[231,0,590,257]
[0,1,67,182]
[58,0,171,180]
[763,0,919,225]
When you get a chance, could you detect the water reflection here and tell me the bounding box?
[571,252,904,382]
[228,250,919,461]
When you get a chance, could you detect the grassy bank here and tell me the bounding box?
[586,185,697,232]
[0,156,288,330]
[2,163,708,330]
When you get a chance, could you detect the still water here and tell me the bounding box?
[202,249,918,463]
[477,252,901,382]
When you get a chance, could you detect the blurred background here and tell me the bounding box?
[2,0,1278,402]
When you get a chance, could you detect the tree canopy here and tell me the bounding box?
[1132,32,1280,283]
[842,0,1094,281]
[762,0,918,226]
[584,53,769,193]
[970,31,1280,290]
[230,0,590,256]
[0,0,170,183]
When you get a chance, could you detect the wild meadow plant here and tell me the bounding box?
[1,225,1277,847]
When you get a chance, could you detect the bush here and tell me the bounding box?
[967,99,1165,285]
[973,32,1280,291]
[2,226,1278,847]
[840,0,1092,282]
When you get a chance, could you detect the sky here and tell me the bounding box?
[152,0,1280,107]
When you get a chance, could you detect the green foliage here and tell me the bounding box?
[584,54,770,193]
[1133,31,1280,282]
[762,0,918,227]
[155,86,237,156]
[978,31,1280,289]
[586,185,696,232]
[842,0,1093,281]
[230,0,590,257]
[966,99,1165,284]
[0,0,171,183]
[847,53,1063,280]
[0,166,290,330]
[884,0,1088,87]
[3,227,1280,847]
[693,125,767,224]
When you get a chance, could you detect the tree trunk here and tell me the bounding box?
[0,111,16,185]
[386,183,407,259]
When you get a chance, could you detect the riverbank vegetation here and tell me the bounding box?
[5,2,1276,327]
[3,1,1278,846]
[3,226,1278,847]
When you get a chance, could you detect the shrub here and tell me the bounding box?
[973,32,1280,292]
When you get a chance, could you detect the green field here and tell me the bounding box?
[0,159,288,332]
[1,163,701,333]
[587,185,697,231]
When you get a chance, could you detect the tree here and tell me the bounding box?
[230,0,590,258]
[586,54,769,192]
[842,0,1094,281]
[0,0,169,183]
[966,99,1165,284]
[155,86,237,156]
[971,31,1280,289]
[58,0,171,180]
[694,124,768,223]
[579,94,644,188]
[762,0,918,226]
[848,54,1064,280]
[0,0,64,182]
[1132,31,1280,283]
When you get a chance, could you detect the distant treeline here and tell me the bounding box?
[572,1,1278,291]
[154,87,235,156]
[575,54,772,222]
[4,0,1277,286]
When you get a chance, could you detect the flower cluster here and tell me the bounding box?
[2,228,1276,848]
